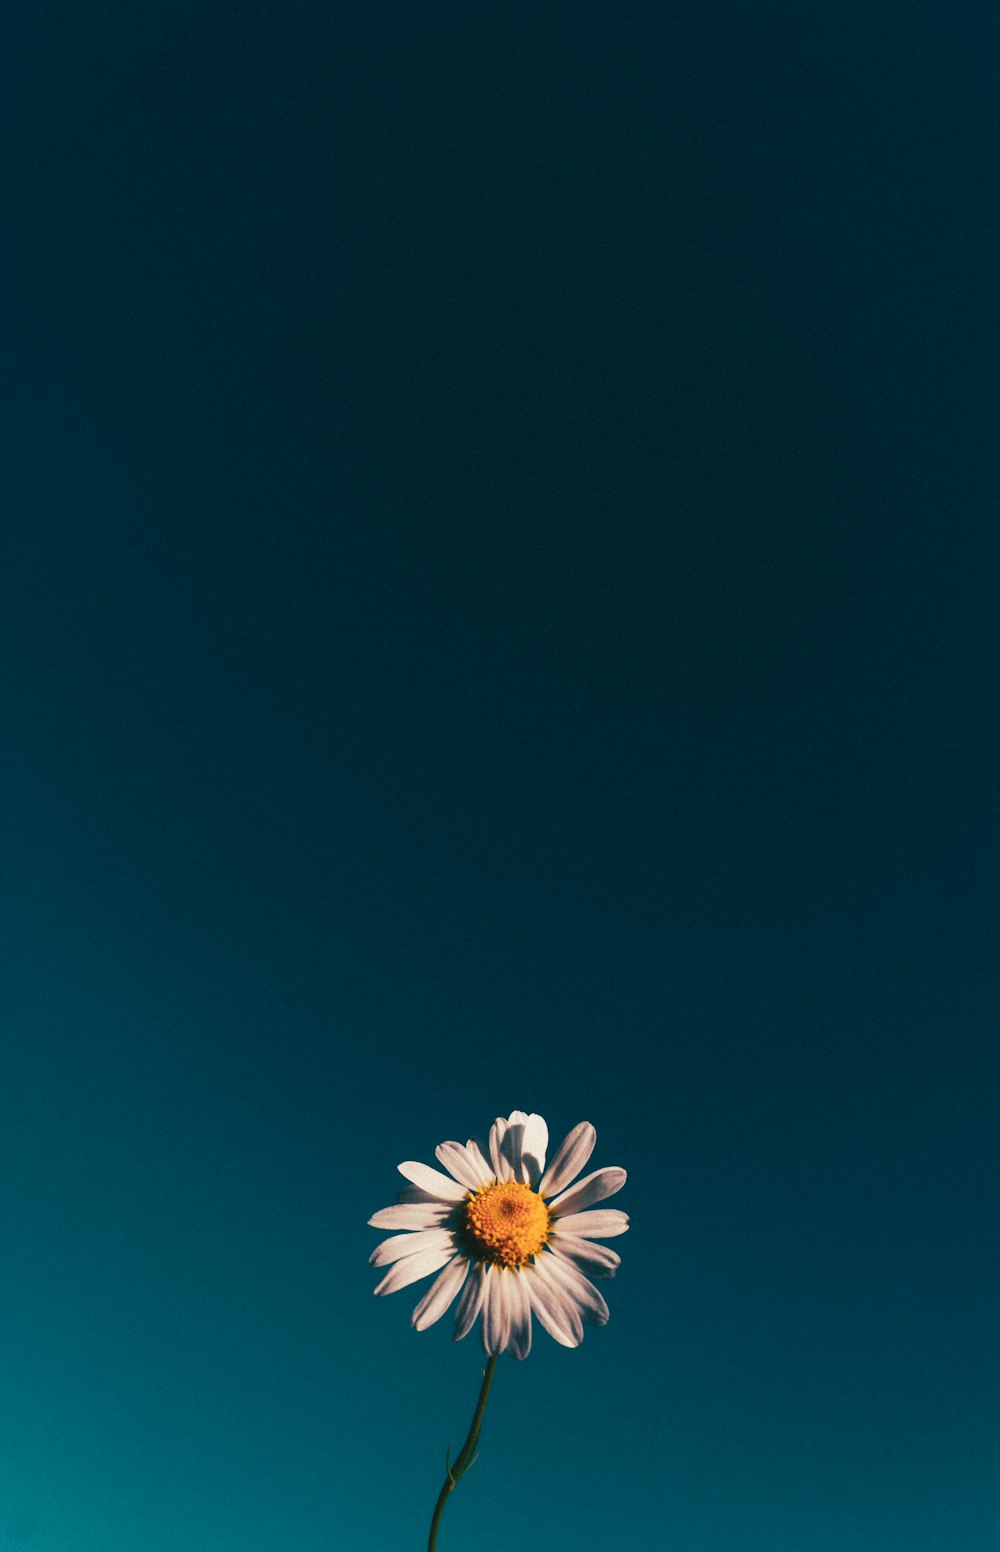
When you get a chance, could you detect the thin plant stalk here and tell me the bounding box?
[426,1355,498,1552]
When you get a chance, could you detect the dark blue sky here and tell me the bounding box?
[2,5,998,1550]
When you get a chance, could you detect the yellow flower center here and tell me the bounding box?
[461,1180,551,1268]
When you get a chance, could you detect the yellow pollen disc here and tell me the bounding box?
[462,1180,550,1268]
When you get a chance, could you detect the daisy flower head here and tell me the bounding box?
[368,1110,628,1358]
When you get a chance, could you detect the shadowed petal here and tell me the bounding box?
[397,1161,468,1201]
[524,1261,584,1347]
[453,1263,487,1341]
[502,1111,528,1182]
[395,1184,450,1205]
[373,1246,456,1297]
[369,1227,455,1267]
[539,1122,596,1198]
[548,1231,621,1278]
[465,1138,494,1183]
[549,1166,627,1217]
[368,1203,453,1230]
[435,1142,488,1191]
[552,1208,629,1239]
[506,1270,532,1359]
[411,1256,470,1331]
[541,1251,610,1325]
[519,1113,549,1187]
[489,1119,513,1182]
[482,1267,512,1354]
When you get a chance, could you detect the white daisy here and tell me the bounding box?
[368,1110,628,1358]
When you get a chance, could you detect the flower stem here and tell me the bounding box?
[426,1355,498,1552]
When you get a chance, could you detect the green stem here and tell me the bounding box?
[426,1355,498,1552]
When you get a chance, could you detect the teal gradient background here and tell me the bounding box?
[3,4,998,1549]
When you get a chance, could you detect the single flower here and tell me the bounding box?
[368,1109,628,1357]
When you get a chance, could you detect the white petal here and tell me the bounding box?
[538,1122,596,1198]
[489,1119,513,1182]
[523,1262,584,1347]
[373,1246,455,1297]
[482,1267,512,1355]
[368,1203,453,1230]
[453,1263,487,1341]
[397,1161,469,1201]
[396,1184,449,1204]
[411,1255,470,1331]
[549,1166,627,1217]
[435,1142,489,1191]
[369,1227,455,1267]
[502,1111,528,1182]
[519,1113,549,1187]
[549,1231,621,1277]
[553,1208,629,1239]
[506,1270,532,1360]
[541,1251,610,1325]
[465,1138,494,1183]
